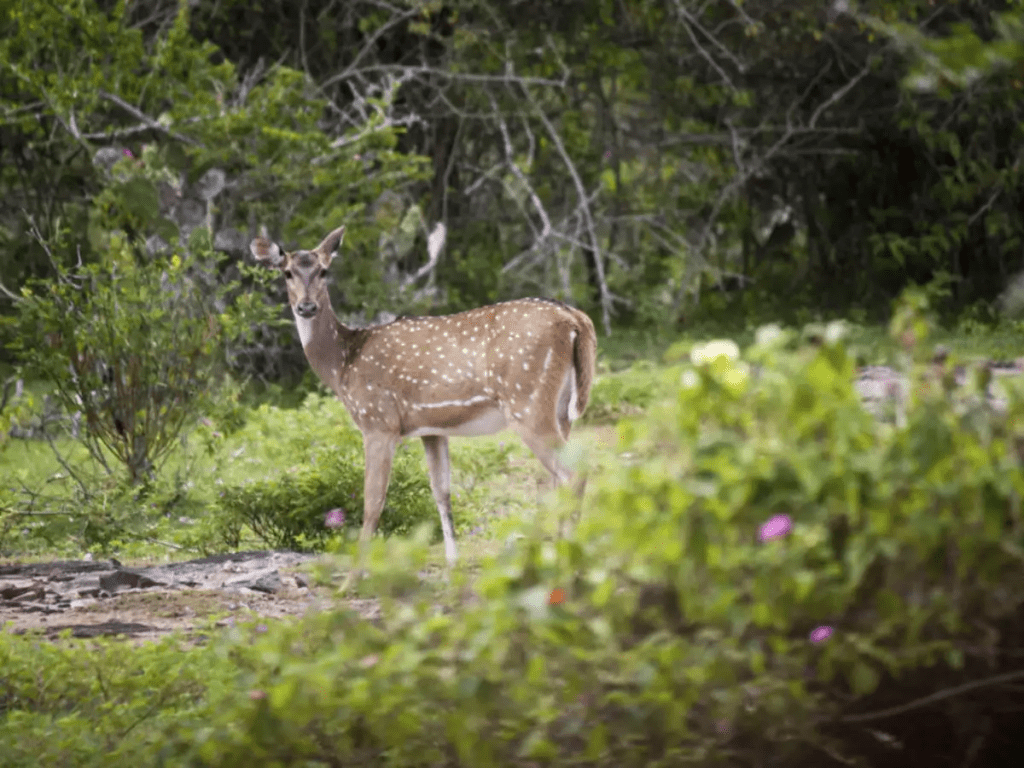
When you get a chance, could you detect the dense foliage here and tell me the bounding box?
[3,310,1023,766]
[3,0,1024,354]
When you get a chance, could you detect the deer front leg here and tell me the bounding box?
[360,431,398,545]
[341,431,397,593]
[422,435,458,566]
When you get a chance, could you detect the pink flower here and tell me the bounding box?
[324,508,346,528]
[759,514,792,541]
[809,625,834,643]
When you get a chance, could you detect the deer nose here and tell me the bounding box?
[295,300,318,318]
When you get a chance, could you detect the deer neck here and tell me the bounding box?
[295,299,365,395]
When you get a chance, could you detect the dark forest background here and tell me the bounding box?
[2,0,1023,359]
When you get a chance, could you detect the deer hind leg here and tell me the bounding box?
[512,354,588,539]
[341,431,397,593]
[514,424,586,541]
[515,426,571,487]
[510,346,583,486]
[421,435,458,566]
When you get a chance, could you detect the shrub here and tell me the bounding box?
[165,303,1023,766]
[584,362,674,424]
[10,237,274,485]
[208,393,449,551]
[0,630,229,767]
[4,294,1023,768]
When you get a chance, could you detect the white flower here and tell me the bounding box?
[691,339,741,366]
[754,324,785,347]
[825,320,848,345]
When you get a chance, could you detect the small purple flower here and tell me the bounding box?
[809,625,834,643]
[758,514,792,542]
[324,508,346,529]
[123,148,134,158]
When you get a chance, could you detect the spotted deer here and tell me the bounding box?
[250,225,597,573]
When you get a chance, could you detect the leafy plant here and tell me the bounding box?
[9,237,259,485]
[583,362,673,424]
[206,393,451,551]
[3,291,1024,766]
[162,292,1024,766]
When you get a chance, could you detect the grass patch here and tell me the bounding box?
[5,316,1024,565]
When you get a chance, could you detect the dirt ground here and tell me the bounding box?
[0,550,385,644]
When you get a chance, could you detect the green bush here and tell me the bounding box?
[165,310,1023,766]
[9,236,274,486]
[208,393,447,551]
[0,630,230,767]
[584,362,675,424]
[3,296,1023,767]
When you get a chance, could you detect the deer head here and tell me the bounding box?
[249,226,346,319]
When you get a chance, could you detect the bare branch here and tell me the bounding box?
[329,72,422,149]
[324,64,566,90]
[520,86,612,335]
[98,90,199,146]
[0,100,45,119]
[807,61,872,128]
[335,5,422,82]
[693,59,874,262]
[490,94,552,244]
[81,124,167,141]
[401,223,447,288]
[438,117,464,239]
[840,670,1024,724]
[0,278,22,302]
[234,58,268,108]
[43,421,95,499]
[967,185,1007,228]
[671,0,745,83]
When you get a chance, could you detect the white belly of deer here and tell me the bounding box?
[406,403,508,437]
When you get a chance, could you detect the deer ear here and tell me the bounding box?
[316,226,346,264]
[250,238,284,267]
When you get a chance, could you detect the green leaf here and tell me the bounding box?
[848,661,880,696]
[118,178,160,221]
[752,602,772,627]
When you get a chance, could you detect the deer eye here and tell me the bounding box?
[318,268,328,279]
[284,269,293,279]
